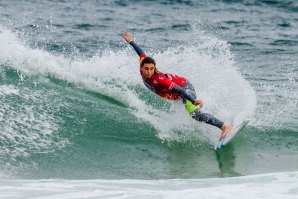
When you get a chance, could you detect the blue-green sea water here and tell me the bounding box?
[0,0,297,198]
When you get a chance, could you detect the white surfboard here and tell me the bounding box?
[214,120,250,150]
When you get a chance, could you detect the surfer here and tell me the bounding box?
[122,31,232,141]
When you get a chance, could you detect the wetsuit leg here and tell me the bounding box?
[190,109,224,129]
[182,80,224,129]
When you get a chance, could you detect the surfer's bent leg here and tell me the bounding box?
[182,80,224,129]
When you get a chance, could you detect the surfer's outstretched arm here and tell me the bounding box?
[123,31,145,57]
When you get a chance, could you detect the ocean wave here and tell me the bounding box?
[0,171,297,199]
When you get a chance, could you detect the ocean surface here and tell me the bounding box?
[0,0,297,198]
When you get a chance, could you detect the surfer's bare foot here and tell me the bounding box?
[219,124,233,141]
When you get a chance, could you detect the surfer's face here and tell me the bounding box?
[142,63,155,79]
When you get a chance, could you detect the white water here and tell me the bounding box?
[1,171,297,199]
[0,27,256,145]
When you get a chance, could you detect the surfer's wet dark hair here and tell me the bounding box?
[141,57,162,74]
[141,57,156,67]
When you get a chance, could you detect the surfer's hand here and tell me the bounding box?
[194,100,203,107]
[123,31,132,43]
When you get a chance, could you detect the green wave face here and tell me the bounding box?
[0,65,297,180]
[0,0,297,178]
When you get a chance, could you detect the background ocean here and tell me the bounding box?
[0,0,297,198]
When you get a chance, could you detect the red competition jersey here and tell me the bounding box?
[139,54,187,100]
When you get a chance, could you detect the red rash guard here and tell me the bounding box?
[139,54,187,100]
